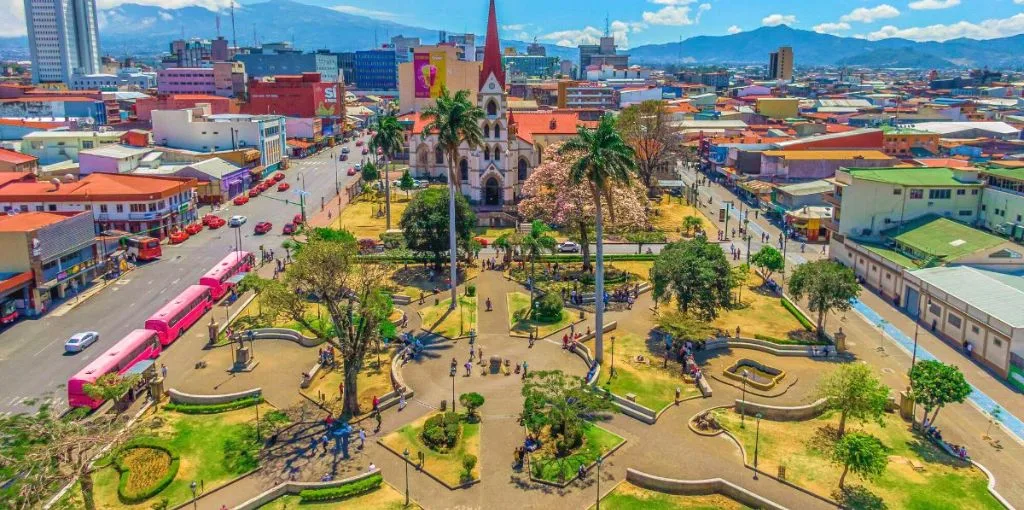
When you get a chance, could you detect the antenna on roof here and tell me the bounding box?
[230,0,237,49]
[605,13,610,37]
[253,24,258,47]
[216,14,221,38]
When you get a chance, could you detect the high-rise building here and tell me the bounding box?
[390,35,421,64]
[353,49,397,90]
[526,40,546,57]
[579,44,600,70]
[24,0,101,84]
[768,46,793,81]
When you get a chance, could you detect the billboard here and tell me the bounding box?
[314,84,341,117]
[414,51,447,98]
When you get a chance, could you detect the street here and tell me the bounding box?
[0,133,370,416]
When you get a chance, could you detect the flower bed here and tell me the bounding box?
[113,438,180,504]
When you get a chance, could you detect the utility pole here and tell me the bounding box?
[230,0,237,49]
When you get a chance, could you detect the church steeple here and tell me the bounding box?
[479,0,505,89]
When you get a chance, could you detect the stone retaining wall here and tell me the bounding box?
[705,336,838,358]
[734,397,828,422]
[232,469,381,510]
[168,388,262,405]
[241,328,322,348]
[625,468,787,510]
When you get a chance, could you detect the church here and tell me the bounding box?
[403,0,591,226]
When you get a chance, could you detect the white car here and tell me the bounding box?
[229,215,248,227]
[64,331,99,353]
[415,179,429,188]
[558,241,581,253]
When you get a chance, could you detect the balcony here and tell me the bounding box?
[823,218,840,233]
[823,192,841,207]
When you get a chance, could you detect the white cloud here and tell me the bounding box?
[0,0,27,37]
[650,0,697,4]
[727,25,742,34]
[908,0,961,10]
[1016,0,1024,4]
[642,2,708,26]
[840,4,900,23]
[158,10,173,21]
[695,3,711,23]
[862,13,1024,41]
[814,22,852,35]
[762,14,797,26]
[502,24,527,31]
[95,0,231,9]
[329,4,398,20]
[540,26,604,47]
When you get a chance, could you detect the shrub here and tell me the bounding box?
[461,454,478,481]
[421,412,462,452]
[379,231,404,249]
[781,297,814,332]
[163,396,263,414]
[299,473,383,502]
[466,283,476,297]
[533,293,564,323]
[62,406,92,422]
[459,393,486,422]
[113,438,180,504]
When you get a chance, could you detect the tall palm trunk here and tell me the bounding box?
[529,252,536,308]
[592,187,605,363]
[447,157,458,308]
[384,154,392,230]
[578,220,592,272]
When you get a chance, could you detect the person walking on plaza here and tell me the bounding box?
[374,409,383,432]
[160,364,167,379]
[358,427,366,449]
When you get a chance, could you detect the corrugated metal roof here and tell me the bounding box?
[911,266,1024,328]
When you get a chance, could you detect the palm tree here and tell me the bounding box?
[559,115,636,363]
[494,231,519,267]
[421,86,486,307]
[682,215,702,237]
[371,114,405,231]
[519,220,558,308]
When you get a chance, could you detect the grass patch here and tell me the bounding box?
[91,405,268,508]
[419,295,478,338]
[598,482,752,510]
[711,271,812,342]
[650,195,718,241]
[262,483,419,509]
[302,351,392,418]
[609,261,653,280]
[383,264,481,299]
[714,408,1001,510]
[380,412,481,487]
[472,226,515,241]
[230,298,332,339]
[334,194,412,239]
[530,423,623,484]
[597,333,700,411]
[506,291,576,338]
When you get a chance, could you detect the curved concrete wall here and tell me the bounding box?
[168,388,262,405]
[734,397,828,422]
[233,469,381,510]
[625,468,786,510]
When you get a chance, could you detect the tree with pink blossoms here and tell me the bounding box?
[518,144,648,271]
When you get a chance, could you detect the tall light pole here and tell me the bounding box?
[596,457,603,510]
[741,370,748,428]
[403,448,411,507]
[609,335,616,378]
[190,481,198,509]
[753,412,762,479]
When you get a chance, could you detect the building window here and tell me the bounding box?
[909,189,923,199]
[947,314,962,329]
[494,146,501,161]
[494,124,501,138]
[486,100,497,116]
[48,204,56,211]
[434,146,443,165]
[483,124,490,138]
[959,210,972,216]
[993,337,1003,348]
[116,204,124,213]
[892,189,902,195]
[956,189,965,195]
[483,147,490,161]
[971,189,979,195]
[971,325,980,334]
[518,158,528,181]
[99,204,108,213]
[928,303,941,316]
[928,189,951,200]
[459,159,468,181]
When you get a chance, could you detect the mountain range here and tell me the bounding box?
[2,1,1024,69]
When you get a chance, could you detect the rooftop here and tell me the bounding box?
[888,215,1004,262]
[981,166,1024,181]
[906,121,1020,136]
[910,266,1024,328]
[762,150,892,160]
[22,130,125,140]
[775,180,835,196]
[845,167,982,187]
[0,148,37,165]
[79,144,152,159]
[0,211,79,232]
[0,173,194,201]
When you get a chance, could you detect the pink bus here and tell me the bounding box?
[199,251,254,300]
[67,329,161,409]
[144,285,213,345]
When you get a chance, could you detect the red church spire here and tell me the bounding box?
[479,0,505,89]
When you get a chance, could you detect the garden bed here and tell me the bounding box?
[598,481,750,510]
[529,423,624,485]
[418,295,478,339]
[597,333,701,412]
[379,412,481,488]
[301,351,393,418]
[261,481,420,509]
[506,291,578,338]
[509,262,644,296]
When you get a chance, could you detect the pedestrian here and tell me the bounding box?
[399,392,407,410]
[374,409,383,432]
[522,361,528,380]
[358,427,366,449]
[469,345,475,361]
[160,364,167,379]
[478,346,483,364]
[465,361,472,376]
[372,395,380,412]
[368,462,376,472]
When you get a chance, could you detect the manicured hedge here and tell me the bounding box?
[753,333,830,346]
[113,438,180,504]
[535,254,657,262]
[298,473,383,502]
[780,297,814,332]
[164,396,263,414]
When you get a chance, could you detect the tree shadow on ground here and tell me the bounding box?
[833,484,887,510]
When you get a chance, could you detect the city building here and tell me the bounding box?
[527,40,546,56]
[398,45,481,113]
[213,61,247,98]
[0,210,98,315]
[881,126,940,157]
[69,69,156,91]
[557,82,617,111]
[337,52,356,84]
[21,130,124,164]
[134,157,247,204]
[446,33,478,61]
[504,55,559,79]
[77,144,152,175]
[578,36,627,74]
[755,97,799,119]
[905,121,1020,140]
[151,107,286,174]
[0,173,197,239]
[390,36,421,64]
[163,37,232,68]
[980,166,1024,237]
[0,96,108,125]
[0,148,40,173]
[134,94,235,122]
[353,49,398,91]
[235,50,339,83]
[758,150,897,180]
[157,68,216,95]
[24,0,102,84]
[246,73,344,118]
[768,46,793,81]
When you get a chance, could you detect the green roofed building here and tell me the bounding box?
[980,164,1024,239]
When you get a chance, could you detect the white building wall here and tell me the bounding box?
[837,178,983,240]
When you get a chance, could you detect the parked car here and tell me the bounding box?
[207,217,226,229]
[354,164,362,171]
[233,195,249,206]
[415,179,429,188]
[229,215,248,227]
[64,331,99,353]
[474,237,490,247]
[169,231,189,244]
[361,147,369,155]
[347,167,357,176]
[254,221,272,235]
[185,223,203,235]
[342,146,351,153]
[277,182,291,192]
[557,241,581,253]
[293,214,304,225]
[248,188,260,198]
[273,172,286,182]
[355,140,364,147]
[282,223,296,235]
[201,213,218,225]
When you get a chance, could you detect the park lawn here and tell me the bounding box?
[91,406,267,508]
[380,413,481,487]
[419,295,478,339]
[597,482,752,510]
[227,298,331,340]
[530,423,623,484]
[650,195,718,241]
[473,226,515,241]
[506,291,577,338]
[598,333,700,412]
[707,271,816,343]
[608,261,653,281]
[386,264,482,299]
[333,194,411,239]
[714,409,1001,510]
[302,351,393,418]
[260,482,418,510]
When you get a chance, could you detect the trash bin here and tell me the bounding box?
[489,355,502,374]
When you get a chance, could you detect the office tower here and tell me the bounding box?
[24,0,101,84]
[391,35,421,64]
[769,46,793,81]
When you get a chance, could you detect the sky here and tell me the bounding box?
[2,0,1024,46]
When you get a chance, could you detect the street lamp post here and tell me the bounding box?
[450,370,456,413]
[753,412,763,479]
[403,448,411,507]
[910,318,920,371]
[741,371,748,428]
[609,335,616,378]
[596,457,603,510]
[190,481,198,509]
[877,319,888,352]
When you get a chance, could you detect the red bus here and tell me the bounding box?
[144,285,213,345]
[67,329,161,409]
[126,235,162,261]
[199,251,254,300]
[0,298,18,325]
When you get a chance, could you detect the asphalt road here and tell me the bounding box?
[0,133,371,416]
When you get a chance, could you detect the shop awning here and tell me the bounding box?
[0,271,33,296]
[226,273,248,285]
[248,166,265,177]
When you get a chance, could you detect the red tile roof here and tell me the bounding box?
[0,211,79,232]
[511,112,584,144]
[0,173,195,202]
[0,96,98,103]
[0,172,35,187]
[0,118,66,129]
[0,148,36,165]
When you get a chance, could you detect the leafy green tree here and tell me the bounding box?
[625,230,666,254]
[360,161,379,183]
[650,237,732,319]
[787,260,860,335]
[910,360,972,427]
[655,310,715,367]
[616,100,679,189]
[816,364,890,436]
[830,432,889,488]
[493,231,520,266]
[83,373,139,416]
[459,392,486,422]
[399,187,476,270]
[371,114,405,230]
[421,86,485,307]
[519,220,558,307]
[682,215,703,237]
[246,236,392,417]
[399,169,416,197]
[559,115,637,363]
[521,370,615,454]
[731,263,751,304]
[750,246,784,283]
